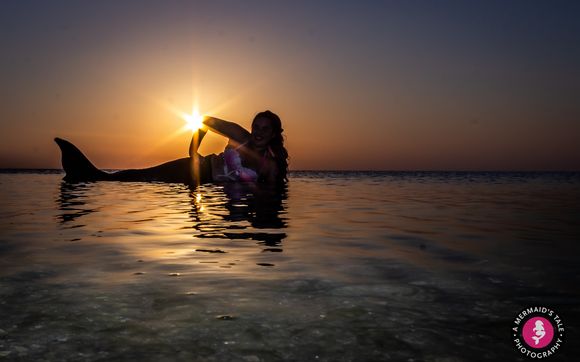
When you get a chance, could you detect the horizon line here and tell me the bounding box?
[1,168,579,173]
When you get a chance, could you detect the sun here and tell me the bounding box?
[182,109,204,131]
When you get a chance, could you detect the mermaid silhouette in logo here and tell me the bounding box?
[532,320,546,345]
[55,111,288,185]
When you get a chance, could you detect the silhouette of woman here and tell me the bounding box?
[55,111,288,185]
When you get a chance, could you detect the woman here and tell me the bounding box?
[55,110,288,184]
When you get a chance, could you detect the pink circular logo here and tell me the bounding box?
[522,317,554,349]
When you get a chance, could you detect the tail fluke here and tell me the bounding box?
[54,138,109,181]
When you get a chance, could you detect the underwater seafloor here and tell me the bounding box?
[1,171,579,361]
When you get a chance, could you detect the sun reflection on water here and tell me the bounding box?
[2,173,580,361]
[53,180,288,282]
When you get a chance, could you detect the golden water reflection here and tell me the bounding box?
[2,172,580,361]
[55,180,288,282]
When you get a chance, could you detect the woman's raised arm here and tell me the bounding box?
[189,128,207,158]
[203,116,251,144]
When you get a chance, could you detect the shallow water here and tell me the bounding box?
[1,171,579,361]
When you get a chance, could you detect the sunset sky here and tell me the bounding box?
[1,1,579,170]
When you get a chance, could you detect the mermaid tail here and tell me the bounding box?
[55,137,208,184]
[54,138,110,182]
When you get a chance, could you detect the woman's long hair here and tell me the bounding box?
[253,110,289,182]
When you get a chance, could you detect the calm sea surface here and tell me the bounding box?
[1,171,579,361]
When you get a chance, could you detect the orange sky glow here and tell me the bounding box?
[1,1,579,171]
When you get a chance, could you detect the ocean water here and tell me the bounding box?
[0,171,579,361]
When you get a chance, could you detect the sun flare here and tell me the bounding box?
[182,109,204,132]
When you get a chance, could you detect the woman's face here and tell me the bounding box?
[251,116,275,149]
